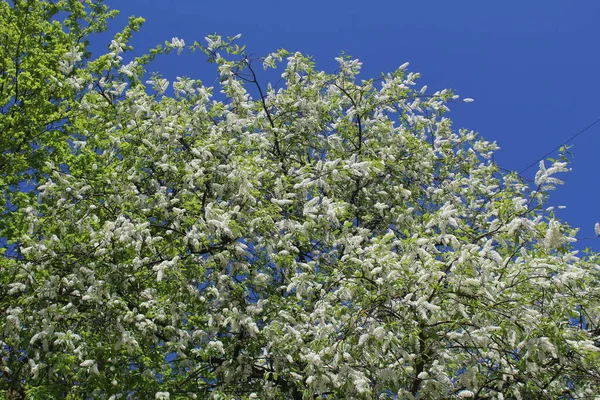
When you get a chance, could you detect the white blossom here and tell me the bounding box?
[109,39,125,55]
[119,60,138,77]
[146,77,169,94]
[205,35,222,50]
[64,45,83,63]
[544,219,564,250]
[170,37,185,55]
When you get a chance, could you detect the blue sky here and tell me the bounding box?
[100,0,600,251]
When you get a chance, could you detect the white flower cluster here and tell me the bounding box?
[3,34,599,400]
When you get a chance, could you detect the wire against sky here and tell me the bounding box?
[519,116,600,175]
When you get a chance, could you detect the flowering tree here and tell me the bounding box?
[2,2,600,399]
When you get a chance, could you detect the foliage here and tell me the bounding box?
[2,2,600,399]
[0,0,122,250]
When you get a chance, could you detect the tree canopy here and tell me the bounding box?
[2,1,600,399]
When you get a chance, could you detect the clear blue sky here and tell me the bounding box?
[100,0,600,251]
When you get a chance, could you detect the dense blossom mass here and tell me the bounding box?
[1,1,600,399]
